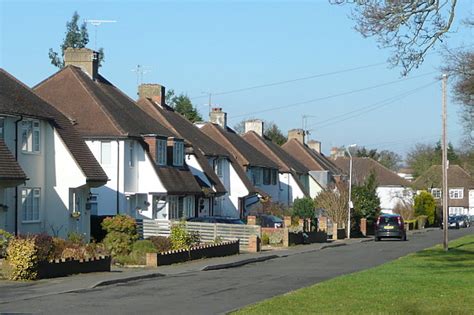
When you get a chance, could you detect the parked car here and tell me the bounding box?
[456,215,471,228]
[441,216,460,229]
[374,214,406,241]
[187,216,245,225]
[258,215,283,228]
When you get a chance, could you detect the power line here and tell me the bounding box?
[190,62,386,100]
[229,71,438,120]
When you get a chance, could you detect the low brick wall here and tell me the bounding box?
[37,256,111,279]
[147,240,240,267]
[288,231,328,245]
[261,227,284,245]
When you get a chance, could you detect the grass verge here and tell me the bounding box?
[236,234,474,314]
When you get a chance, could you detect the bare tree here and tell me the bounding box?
[314,183,349,226]
[333,0,458,75]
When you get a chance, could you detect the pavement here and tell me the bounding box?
[0,227,435,306]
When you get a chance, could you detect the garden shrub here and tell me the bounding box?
[269,231,283,244]
[7,236,40,280]
[292,197,315,219]
[414,191,436,225]
[102,215,138,256]
[67,231,85,245]
[417,215,428,229]
[148,236,172,252]
[170,222,200,250]
[261,233,270,245]
[34,234,53,261]
[0,229,12,258]
[114,240,156,266]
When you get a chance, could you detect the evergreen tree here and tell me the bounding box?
[166,89,203,123]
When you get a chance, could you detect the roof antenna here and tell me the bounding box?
[84,19,117,49]
[131,65,151,92]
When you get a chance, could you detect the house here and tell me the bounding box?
[242,120,314,205]
[397,168,414,182]
[412,165,474,216]
[34,48,203,222]
[135,84,260,218]
[332,157,412,214]
[198,108,281,209]
[281,129,344,192]
[0,68,108,239]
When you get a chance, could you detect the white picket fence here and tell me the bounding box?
[136,219,261,248]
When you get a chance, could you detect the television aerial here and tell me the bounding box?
[84,19,117,49]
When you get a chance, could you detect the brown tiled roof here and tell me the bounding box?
[200,123,279,169]
[0,68,108,184]
[333,157,409,187]
[153,165,203,195]
[34,66,175,139]
[243,131,309,195]
[412,165,474,190]
[192,148,227,195]
[0,139,27,182]
[282,139,343,175]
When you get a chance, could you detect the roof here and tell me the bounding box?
[0,68,108,183]
[200,123,279,169]
[412,165,474,190]
[282,139,343,175]
[34,66,175,139]
[0,139,27,182]
[332,157,410,187]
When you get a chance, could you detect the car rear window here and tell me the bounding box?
[379,217,398,225]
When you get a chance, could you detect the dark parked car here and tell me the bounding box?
[457,215,471,228]
[258,215,283,228]
[187,216,245,225]
[441,216,460,229]
[375,214,407,241]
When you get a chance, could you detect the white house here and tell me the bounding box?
[34,48,203,224]
[333,157,412,214]
[242,120,314,206]
[0,68,108,239]
[136,87,260,218]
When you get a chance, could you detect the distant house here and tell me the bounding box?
[281,130,344,192]
[397,168,414,182]
[0,68,107,239]
[136,84,259,218]
[198,108,280,209]
[34,48,203,222]
[412,165,474,216]
[333,157,412,214]
[242,120,314,205]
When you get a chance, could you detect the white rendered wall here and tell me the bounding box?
[278,173,306,207]
[377,186,413,214]
[308,176,323,199]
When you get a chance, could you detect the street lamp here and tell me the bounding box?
[346,144,357,239]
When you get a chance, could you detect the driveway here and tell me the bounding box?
[1,227,472,314]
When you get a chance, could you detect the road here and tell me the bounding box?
[1,227,472,314]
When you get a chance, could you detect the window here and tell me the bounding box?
[271,169,278,185]
[168,196,183,220]
[129,141,135,167]
[156,139,167,166]
[21,120,40,153]
[184,197,194,218]
[215,159,224,178]
[449,188,464,199]
[173,141,184,166]
[252,167,262,186]
[100,141,111,164]
[22,188,40,222]
[0,117,4,139]
[449,207,464,215]
[88,194,98,216]
[431,188,441,199]
[263,168,271,185]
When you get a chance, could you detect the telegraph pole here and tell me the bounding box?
[442,73,449,251]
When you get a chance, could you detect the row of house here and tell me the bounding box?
[0,47,344,239]
[1,47,472,240]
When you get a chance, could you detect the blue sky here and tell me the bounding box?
[1,0,472,159]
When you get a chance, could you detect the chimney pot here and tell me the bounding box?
[307,140,321,153]
[138,84,166,105]
[244,119,264,137]
[288,129,305,144]
[210,107,227,129]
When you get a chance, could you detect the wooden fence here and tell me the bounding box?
[137,219,261,249]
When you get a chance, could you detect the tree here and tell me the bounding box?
[292,197,315,219]
[334,1,458,75]
[414,191,436,225]
[351,172,381,223]
[166,89,203,123]
[233,120,287,145]
[48,11,104,68]
[314,183,349,227]
[355,147,402,171]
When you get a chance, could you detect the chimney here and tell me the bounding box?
[288,129,305,144]
[244,119,264,137]
[209,107,227,129]
[138,84,166,105]
[64,47,99,80]
[307,140,321,153]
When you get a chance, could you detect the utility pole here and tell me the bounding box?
[442,73,449,251]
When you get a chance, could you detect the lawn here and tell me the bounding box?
[236,234,474,315]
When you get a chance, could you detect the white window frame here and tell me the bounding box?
[431,188,442,199]
[100,141,112,165]
[0,117,4,139]
[129,141,135,167]
[449,188,464,199]
[173,141,184,166]
[21,119,40,153]
[156,139,167,166]
[168,196,180,220]
[22,188,40,222]
[184,196,194,218]
[215,158,224,178]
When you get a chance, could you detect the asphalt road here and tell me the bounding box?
[1,227,472,315]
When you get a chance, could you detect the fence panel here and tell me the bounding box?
[136,219,171,238]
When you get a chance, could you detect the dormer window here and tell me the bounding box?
[156,139,167,166]
[21,119,40,153]
[173,141,184,166]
